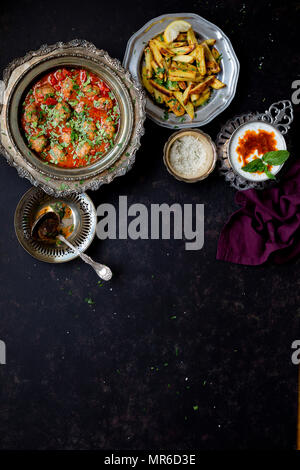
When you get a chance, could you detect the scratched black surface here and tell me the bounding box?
[0,0,299,450]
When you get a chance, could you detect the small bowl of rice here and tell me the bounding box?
[163,129,217,183]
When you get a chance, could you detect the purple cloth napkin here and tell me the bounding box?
[217,160,300,265]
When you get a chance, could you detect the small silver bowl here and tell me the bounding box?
[163,129,217,183]
[14,187,97,263]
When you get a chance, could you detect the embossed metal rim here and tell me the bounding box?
[123,12,240,129]
[0,40,146,197]
[14,187,97,263]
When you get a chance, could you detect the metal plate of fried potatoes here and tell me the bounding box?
[123,13,240,129]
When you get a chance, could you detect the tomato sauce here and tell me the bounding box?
[21,67,120,168]
[236,129,278,168]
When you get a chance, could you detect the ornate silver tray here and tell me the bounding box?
[216,100,294,190]
[0,40,146,196]
[123,13,240,129]
[14,187,97,263]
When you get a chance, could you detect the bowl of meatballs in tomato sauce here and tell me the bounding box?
[0,42,145,195]
[21,67,119,169]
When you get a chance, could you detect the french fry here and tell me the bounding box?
[149,40,164,67]
[171,42,188,48]
[170,45,195,55]
[185,101,194,120]
[153,88,165,105]
[193,89,211,107]
[165,80,179,91]
[202,42,220,73]
[177,33,187,41]
[201,41,214,61]
[172,91,184,106]
[207,62,220,74]
[168,69,197,81]
[203,38,216,47]
[144,47,153,78]
[149,79,173,97]
[187,47,197,59]
[153,39,175,57]
[164,56,172,67]
[187,27,198,46]
[170,62,197,72]
[190,73,206,82]
[163,58,170,81]
[174,91,194,119]
[182,83,193,104]
[172,54,195,64]
[187,76,214,95]
[160,49,174,57]
[164,96,185,116]
[190,93,200,102]
[142,66,154,95]
[178,81,187,90]
[151,60,164,80]
[211,47,221,60]
[211,78,226,89]
[194,45,206,76]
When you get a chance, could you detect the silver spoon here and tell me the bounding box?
[57,234,112,281]
[31,209,112,281]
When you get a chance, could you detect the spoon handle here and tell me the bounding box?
[57,235,112,281]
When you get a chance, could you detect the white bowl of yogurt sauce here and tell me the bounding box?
[228,121,287,182]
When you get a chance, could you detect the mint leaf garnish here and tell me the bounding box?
[262,150,290,166]
[242,150,290,179]
[264,167,276,180]
[242,158,265,173]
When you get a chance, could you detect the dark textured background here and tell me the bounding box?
[0,0,299,450]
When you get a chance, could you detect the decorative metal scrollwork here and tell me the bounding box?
[259,100,293,135]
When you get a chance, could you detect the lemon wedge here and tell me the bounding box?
[164,20,191,43]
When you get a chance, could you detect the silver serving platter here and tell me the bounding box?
[123,13,240,129]
[0,40,146,197]
[216,100,294,190]
[14,187,97,263]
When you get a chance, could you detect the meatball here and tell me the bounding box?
[52,102,71,124]
[61,76,75,100]
[35,84,55,103]
[93,96,113,111]
[83,84,100,98]
[61,127,72,145]
[74,100,87,114]
[49,144,66,164]
[76,142,91,159]
[29,134,47,153]
[24,103,39,124]
[102,118,115,140]
[82,120,96,140]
